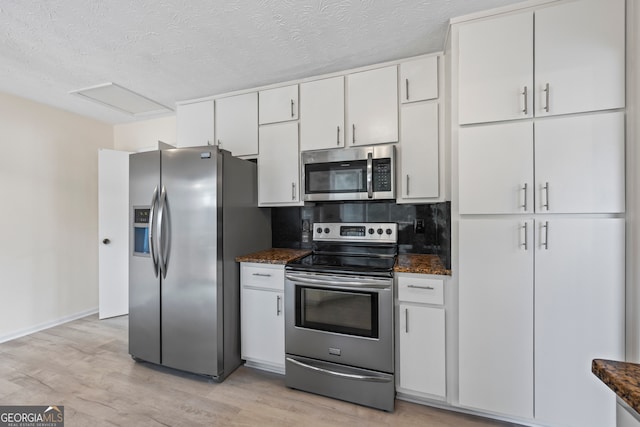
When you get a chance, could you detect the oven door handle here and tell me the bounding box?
[285,272,391,290]
[286,357,392,383]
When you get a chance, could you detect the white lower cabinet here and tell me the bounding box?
[396,274,446,399]
[459,217,624,426]
[240,263,285,374]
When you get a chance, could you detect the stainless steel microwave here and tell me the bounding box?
[301,145,395,201]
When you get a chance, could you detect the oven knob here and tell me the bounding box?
[368,228,374,235]
[324,228,330,234]
[386,228,392,235]
[377,228,383,235]
[316,227,323,233]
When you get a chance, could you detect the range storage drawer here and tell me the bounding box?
[397,275,444,305]
[241,264,285,291]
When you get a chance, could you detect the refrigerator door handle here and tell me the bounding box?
[158,185,170,279]
[149,186,159,278]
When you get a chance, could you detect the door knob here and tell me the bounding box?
[102,238,111,245]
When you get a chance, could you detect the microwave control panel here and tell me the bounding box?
[372,159,392,191]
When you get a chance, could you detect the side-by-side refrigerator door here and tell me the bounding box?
[129,150,161,364]
[160,148,223,376]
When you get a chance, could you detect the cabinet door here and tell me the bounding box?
[215,92,258,157]
[259,84,299,124]
[458,12,533,125]
[535,112,625,214]
[258,122,301,206]
[535,0,625,117]
[398,102,439,201]
[300,76,345,151]
[458,121,533,214]
[176,101,214,147]
[400,56,438,103]
[459,219,534,419]
[535,218,624,427]
[241,288,285,368]
[347,66,398,146]
[398,304,446,398]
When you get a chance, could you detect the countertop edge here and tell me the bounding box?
[592,359,640,415]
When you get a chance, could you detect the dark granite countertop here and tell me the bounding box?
[593,359,640,415]
[394,254,451,276]
[235,248,312,265]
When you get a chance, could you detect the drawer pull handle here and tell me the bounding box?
[407,285,435,290]
[252,273,272,277]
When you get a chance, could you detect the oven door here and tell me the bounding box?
[284,271,393,373]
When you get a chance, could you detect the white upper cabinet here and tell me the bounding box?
[347,66,398,146]
[458,12,533,125]
[398,102,440,201]
[458,0,625,125]
[534,111,625,214]
[400,56,439,103]
[215,92,258,157]
[534,0,625,117]
[258,122,301,206]
[259,84,299,125]
[176,101,215,147]
[459,121,533,214]
[300,76,345,151]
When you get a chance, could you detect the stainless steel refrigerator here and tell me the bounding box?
[128,146,271,380]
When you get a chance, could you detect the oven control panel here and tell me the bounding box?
[313,222,397,243]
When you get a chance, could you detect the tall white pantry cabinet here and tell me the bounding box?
[451,0,626,426]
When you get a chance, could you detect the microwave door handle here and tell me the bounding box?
[367,152,373,198]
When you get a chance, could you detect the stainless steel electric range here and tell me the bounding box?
[284,222,397,412]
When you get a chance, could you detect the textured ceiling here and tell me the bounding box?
[0,0,524,124]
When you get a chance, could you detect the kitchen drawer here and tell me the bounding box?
[397,275,444,305]
[241,263,285,291]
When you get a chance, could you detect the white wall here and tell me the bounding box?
[0,91,113,341]
[114,116,176,152]
[627,0,640,362]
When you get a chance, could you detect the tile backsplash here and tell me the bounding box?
[271,201,451,268]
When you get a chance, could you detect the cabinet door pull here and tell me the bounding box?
[544,83,550,113]
[291,99,295,117]
[352,124,356,144]
[252,273,272,277]
[406,78,410,101]
[522,86,528,115]
[407,285,434,290]
[543,182,550,211]
[217,139,222,147]
[292,182,296,201]
[542,221,549,250]
[406,174,410,196]
[521,222,528,250]
[277,295,282,316]
[337,126,340,145]
[521,183,528,211]
[405,308,409,333]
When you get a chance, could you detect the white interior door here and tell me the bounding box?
[98,149,130,319]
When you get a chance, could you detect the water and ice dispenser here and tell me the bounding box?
[133,207,150,256]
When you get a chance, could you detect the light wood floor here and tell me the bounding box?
[0,315,520,426]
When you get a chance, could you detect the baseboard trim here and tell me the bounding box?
[0,307,99,344]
